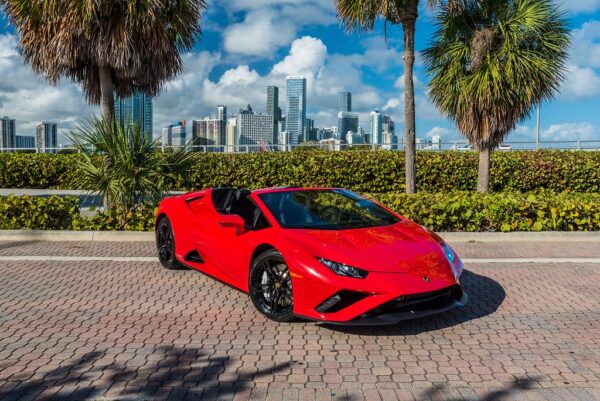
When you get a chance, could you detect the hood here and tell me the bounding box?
[283,219,453,277]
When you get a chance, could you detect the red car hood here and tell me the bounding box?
[282,219,452,276]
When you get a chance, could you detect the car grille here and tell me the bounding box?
[358,285,463,319]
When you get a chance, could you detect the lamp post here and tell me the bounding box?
[536,103,541,150]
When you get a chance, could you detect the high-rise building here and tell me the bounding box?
[267,86,282,120]
[114,91,153,138]
[16,135,35,149]
[369,110,383,145]
[237,108,274,148]
[217,105,227,122]
[226,117,238,152]
[1,116,16,151]
[192,118,224,147]
[338,112,359,141]
[303,118,317,142]
[267,86,282,143]
[339,91,352,112]
[285,76,307,145]
[382,114,395,147]
[161,121,186,148]
[36,122,58,153]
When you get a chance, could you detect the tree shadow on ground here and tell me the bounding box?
[420,376,541,401]
[322,270,505,336]
[0,346,290,401]
[0,240,40,252]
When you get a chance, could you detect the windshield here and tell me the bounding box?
[258,189,401,230]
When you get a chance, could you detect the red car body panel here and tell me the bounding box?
[156,187,466,324]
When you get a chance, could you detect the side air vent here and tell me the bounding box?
[184,250,204,264]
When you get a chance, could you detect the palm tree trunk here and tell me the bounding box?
[477,147,491,193]
[402,14,418,195]
[99,65,115,125]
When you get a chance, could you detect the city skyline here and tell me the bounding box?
[0,2,599,144]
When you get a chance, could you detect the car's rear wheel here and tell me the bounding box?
[249,250,294,322]
[156,216,182,270]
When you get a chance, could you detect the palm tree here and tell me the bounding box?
[336,0,436,195]
[1,0,206,124]
[423,0,570,192]
[68,118,195,229]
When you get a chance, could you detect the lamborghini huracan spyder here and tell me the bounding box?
[155,187,467,325]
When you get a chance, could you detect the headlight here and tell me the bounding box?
[317,257,369,279]
[443,243,455,264]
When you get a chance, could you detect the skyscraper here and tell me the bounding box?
[370,110,383,145]
[338,112,359,140]
[36,122,58,153]
[339,91,352,112]
[0,116,16,151]
[267,86,282,143]
[114,91,153,138]
[285,76,307,145]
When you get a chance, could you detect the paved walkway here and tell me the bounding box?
[0,241,599,401]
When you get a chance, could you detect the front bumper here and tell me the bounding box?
[326,286,468,326]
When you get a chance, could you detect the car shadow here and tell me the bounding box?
[0,346,291,401]
[321,270,506,336]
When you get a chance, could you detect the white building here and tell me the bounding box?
[161,122,187,148]
[369,110,383,145]
[36,122,58,153]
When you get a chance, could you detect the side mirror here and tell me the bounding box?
[218,214,246,235]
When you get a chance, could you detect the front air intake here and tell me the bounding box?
[315,291,369,313]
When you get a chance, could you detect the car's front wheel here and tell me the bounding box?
[249,249,294,322]
[156,216,182,270]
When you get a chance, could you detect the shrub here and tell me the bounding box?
[370,190,600,232]
[2,150,600,193]
[1,191,599,232]
[0,195,79,230]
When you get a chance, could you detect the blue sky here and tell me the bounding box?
[1,0,600,144]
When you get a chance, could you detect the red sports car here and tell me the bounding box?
[155,187,467,325]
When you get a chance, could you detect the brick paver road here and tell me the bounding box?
[0,240,599,401]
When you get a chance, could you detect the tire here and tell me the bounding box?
[156,216,182,270]
[249,249,295,322]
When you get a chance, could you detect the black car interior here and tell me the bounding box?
[211,188,269,230]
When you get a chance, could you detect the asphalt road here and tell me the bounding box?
[0,240,599,401]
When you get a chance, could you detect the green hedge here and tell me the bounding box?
[2,150,600,193]
[2,191,599,232]
[369,190,600,232]
[0,195,79,230]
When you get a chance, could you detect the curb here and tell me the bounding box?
[1,230,600,243]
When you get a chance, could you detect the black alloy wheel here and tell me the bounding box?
[156,216,182,270]
[249,249,294,322]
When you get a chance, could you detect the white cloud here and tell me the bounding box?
[223,10,297,57]
[0,33,97,143]
[557,0,600,14]
[543,122,598,141]
[571,21,600,68]
[220,0,334,57]
[561,65,600,98]
[425,126,454,139]
[271,36,327,77]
